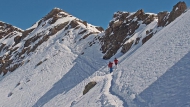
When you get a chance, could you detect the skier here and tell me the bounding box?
[114,58,118,69]
[108,61,113,73]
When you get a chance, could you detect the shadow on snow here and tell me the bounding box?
[32,55,104,107]
[134,51,190,107]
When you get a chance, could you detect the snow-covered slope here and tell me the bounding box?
[111,8,190,107]
[0,6,190,107]
[0,8,107,107]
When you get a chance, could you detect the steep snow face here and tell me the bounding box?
[112,9,190,107]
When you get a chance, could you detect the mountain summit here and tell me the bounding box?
[0,8,103,75]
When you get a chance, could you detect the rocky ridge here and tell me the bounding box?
[100,1,187,59]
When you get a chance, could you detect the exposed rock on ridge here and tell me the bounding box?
[0,22,23,39]
[100,10,157,59]
[158,1,187,27]
[101,1,187,59]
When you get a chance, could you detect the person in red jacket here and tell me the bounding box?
[114,58,118,68]
[108,61,113,73]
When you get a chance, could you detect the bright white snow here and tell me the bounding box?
[0,9,190,107]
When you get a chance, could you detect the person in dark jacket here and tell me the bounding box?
[108,61,113,73]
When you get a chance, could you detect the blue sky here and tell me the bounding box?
[0,0,189,30]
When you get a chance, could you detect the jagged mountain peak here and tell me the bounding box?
[42,8,70,22]
[0,6,103,75]
[28,7,104,34]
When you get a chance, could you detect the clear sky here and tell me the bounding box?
[0,0,189,30]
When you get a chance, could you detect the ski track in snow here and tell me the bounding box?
[70,70,124,107]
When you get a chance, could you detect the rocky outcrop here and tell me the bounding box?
[14,36,22,45]
[169,2,187,23]
[95,26,104,32]
[83,81,97,95]
[157,11,169,27]
[38,8,68,26]
[121,40,134,53]
[158,1,187,27]
[101,1,187,59]
[100,10,157,59]
[0,22,23,39]
[142,32,153,44]
[143,1,187,45]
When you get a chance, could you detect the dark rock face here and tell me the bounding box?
[95,26,104,32]
[121,40,134,53]
[14,36,22,45]
[83,81,97,95]
[100,10,156,59]
[157,11,169,27]
[158,1,187,27]
[142,33,153,44]
[70,20,79,28]
[21,28,35,40]
[169,1,187,23]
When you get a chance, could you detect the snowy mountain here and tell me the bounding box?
[0,8,103,76]
[0,1,190,107]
